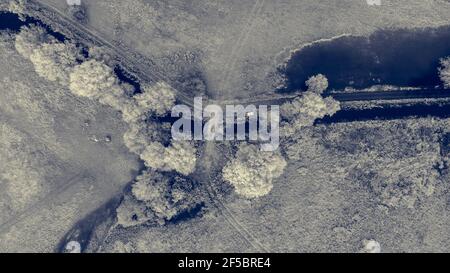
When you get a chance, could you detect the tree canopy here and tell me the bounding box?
[30,42,81,85]
[222,143,287,198]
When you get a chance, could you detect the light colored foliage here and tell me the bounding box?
[281,92,337,121]
[222,143,287,198]
[140,141,197,175]
[88,46,115,65]
[439,57,450,88]
[280,91,340,137]
[305,74,328,94]
[123,122,153,155]
[140,141,166,169]
[8,0,27,20]
[131,171,179,221]
[15,24,54,59]
[162,141,197,175]
[121,100,148,124]
[117,170,202,226]
[123,121,169,155]
[69,59,119,98]
[135,82,176,116]
[97,84,128,111]
[29,42,81,85]
[323,96,341,115]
